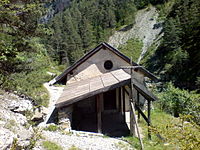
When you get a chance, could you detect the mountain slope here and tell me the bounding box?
[108,6,162,63]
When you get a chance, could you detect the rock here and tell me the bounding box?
[32,109,44,122]
[0,127,17,150]
[8,100,33,114]
[31,106,49,123]
[40,106,48,115]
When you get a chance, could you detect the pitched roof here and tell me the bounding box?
[50,42,157,85]
[55,69,131,107]
[55,69,157,108]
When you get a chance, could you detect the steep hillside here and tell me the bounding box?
[143,0,200,91]
[108,6,162,63]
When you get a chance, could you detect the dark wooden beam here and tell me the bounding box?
[96,94,102,133]
[135,104,149,124]
[122,87,126,121]
[137,91,140,121]
[131,78,157,101]
[148,100,151,139]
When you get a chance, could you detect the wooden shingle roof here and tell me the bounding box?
[55,69,131,107]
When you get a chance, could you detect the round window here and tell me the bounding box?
[104,60,113,70]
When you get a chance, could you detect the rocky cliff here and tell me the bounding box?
[108,6,163,64]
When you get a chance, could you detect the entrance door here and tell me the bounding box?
[103,89,116,110]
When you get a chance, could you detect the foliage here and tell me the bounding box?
[27,128,42,149]
[45,0,137,65]
[42,141,63,150]
[1,38,54,106]
[118,38,143,62]
[134,0,167,9]
[144,0,200,91]
[155,82,200,124]
[129,109,200,150]
[68,145,81,150]
[0,0,45,73]
[45,124,59,132]
[0,1,54,106]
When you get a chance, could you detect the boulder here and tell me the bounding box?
[8,100,33,114]
[31,106,48,123]
[0,127,17,150]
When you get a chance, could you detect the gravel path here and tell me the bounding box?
[42,82,64,124]
[41,130,134,150]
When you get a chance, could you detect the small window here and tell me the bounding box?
[104,60,113,70]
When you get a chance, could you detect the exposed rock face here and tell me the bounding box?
[8,99,33,114]
[0,91,34,149]
[0,127,17,150]
[108,6,163,63]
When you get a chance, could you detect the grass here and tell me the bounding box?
[123,109,200,150]
[118,38,143,62]
[115,141,129,150]
[68,145,81,150]
[42,141,63,150]
[44,124,59,132]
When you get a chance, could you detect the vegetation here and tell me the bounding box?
[45,124,59,132]
[125,109,200,150]
[155,83,200,124]
[118,38,143,62]
[45,0,138,65]
[42,141,63,150]
[0,0,54,106]
[68,145,81,150]
[143,0,200,91]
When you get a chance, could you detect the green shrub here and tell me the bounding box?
[139,109,200,150]
[42,141,63,150]
[118,38,143,62]
[45,124,59,132]
[68,145,81,150]
[156,82,200,124]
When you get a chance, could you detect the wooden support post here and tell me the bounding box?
[148,100,151,140]
[137,91,140,121]
[96,94,103,133]
[123,87,125,115]
[121,87,124,115]
[129,84,135,136]
[116,88,120,111]
[130,58,144,150]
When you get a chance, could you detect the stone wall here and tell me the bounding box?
[58,105,73,131]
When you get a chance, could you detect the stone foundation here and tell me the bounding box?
[58,105,73,131]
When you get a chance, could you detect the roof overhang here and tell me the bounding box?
[55,69,131,108]
[55,69,157,108]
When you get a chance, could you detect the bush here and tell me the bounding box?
[0,38,55,106]
[156,82,200,124]
[45,124,59,132]
[139,109,200,150]
[118,38,143,62]
[42,141,63,150]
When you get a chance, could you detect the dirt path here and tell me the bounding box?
[43,81,64,124]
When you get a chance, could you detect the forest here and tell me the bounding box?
[0,0,200,149]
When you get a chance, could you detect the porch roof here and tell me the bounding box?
[55,69,131,107]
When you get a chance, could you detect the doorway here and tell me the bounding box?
[103,89,116,110]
